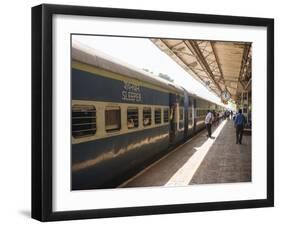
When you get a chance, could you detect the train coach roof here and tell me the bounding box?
[72,40,184,94]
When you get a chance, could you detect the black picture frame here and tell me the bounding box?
[32,4,274,222]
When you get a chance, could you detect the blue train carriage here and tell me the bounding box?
[71,41,188,190]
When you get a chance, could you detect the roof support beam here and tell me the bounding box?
[151,38,251,104]
[152,39,220,96]
[186,40,223,93]
[238,44,252,93]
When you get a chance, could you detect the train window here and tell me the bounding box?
[143,107,151,126]
[163,108,169,123]
[72,105,96,138]
[154,108,162,124]
[127,107,139,129]
[179,107,184,121]
[105,106,121,132]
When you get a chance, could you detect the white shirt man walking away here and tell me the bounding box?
[205,110,213,138]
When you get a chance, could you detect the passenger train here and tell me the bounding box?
[71,41,225,190]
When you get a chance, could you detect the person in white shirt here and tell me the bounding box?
[205,110,213,138]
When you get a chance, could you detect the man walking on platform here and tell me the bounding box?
[234,109,246,144]
[205,110,213,138]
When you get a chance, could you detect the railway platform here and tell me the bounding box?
[120,119,251,188]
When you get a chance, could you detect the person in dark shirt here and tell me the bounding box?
[234,109,246,144]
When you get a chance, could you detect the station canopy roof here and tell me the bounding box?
[151,39,252,104]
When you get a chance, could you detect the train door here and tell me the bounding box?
[169,93,177,144]
[183,91,189,139]
[187,97,195,136]
[193,99,197,133]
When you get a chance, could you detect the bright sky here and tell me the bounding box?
[73,35,224,105]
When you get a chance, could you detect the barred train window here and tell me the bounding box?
[154,108,162,124]
[127,107,139,129]
[143,107,151,127]
[72,105,96,138]
[179,107,184,121]
[105,106,121,132]
[163,108,169,123]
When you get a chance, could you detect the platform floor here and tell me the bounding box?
[120,119,251,188]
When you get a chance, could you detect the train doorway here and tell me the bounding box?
[169,104,176,144]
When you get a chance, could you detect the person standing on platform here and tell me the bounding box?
[205,110,213,138]
[234,109,246,144]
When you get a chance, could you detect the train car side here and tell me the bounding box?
[71,60,185,189]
